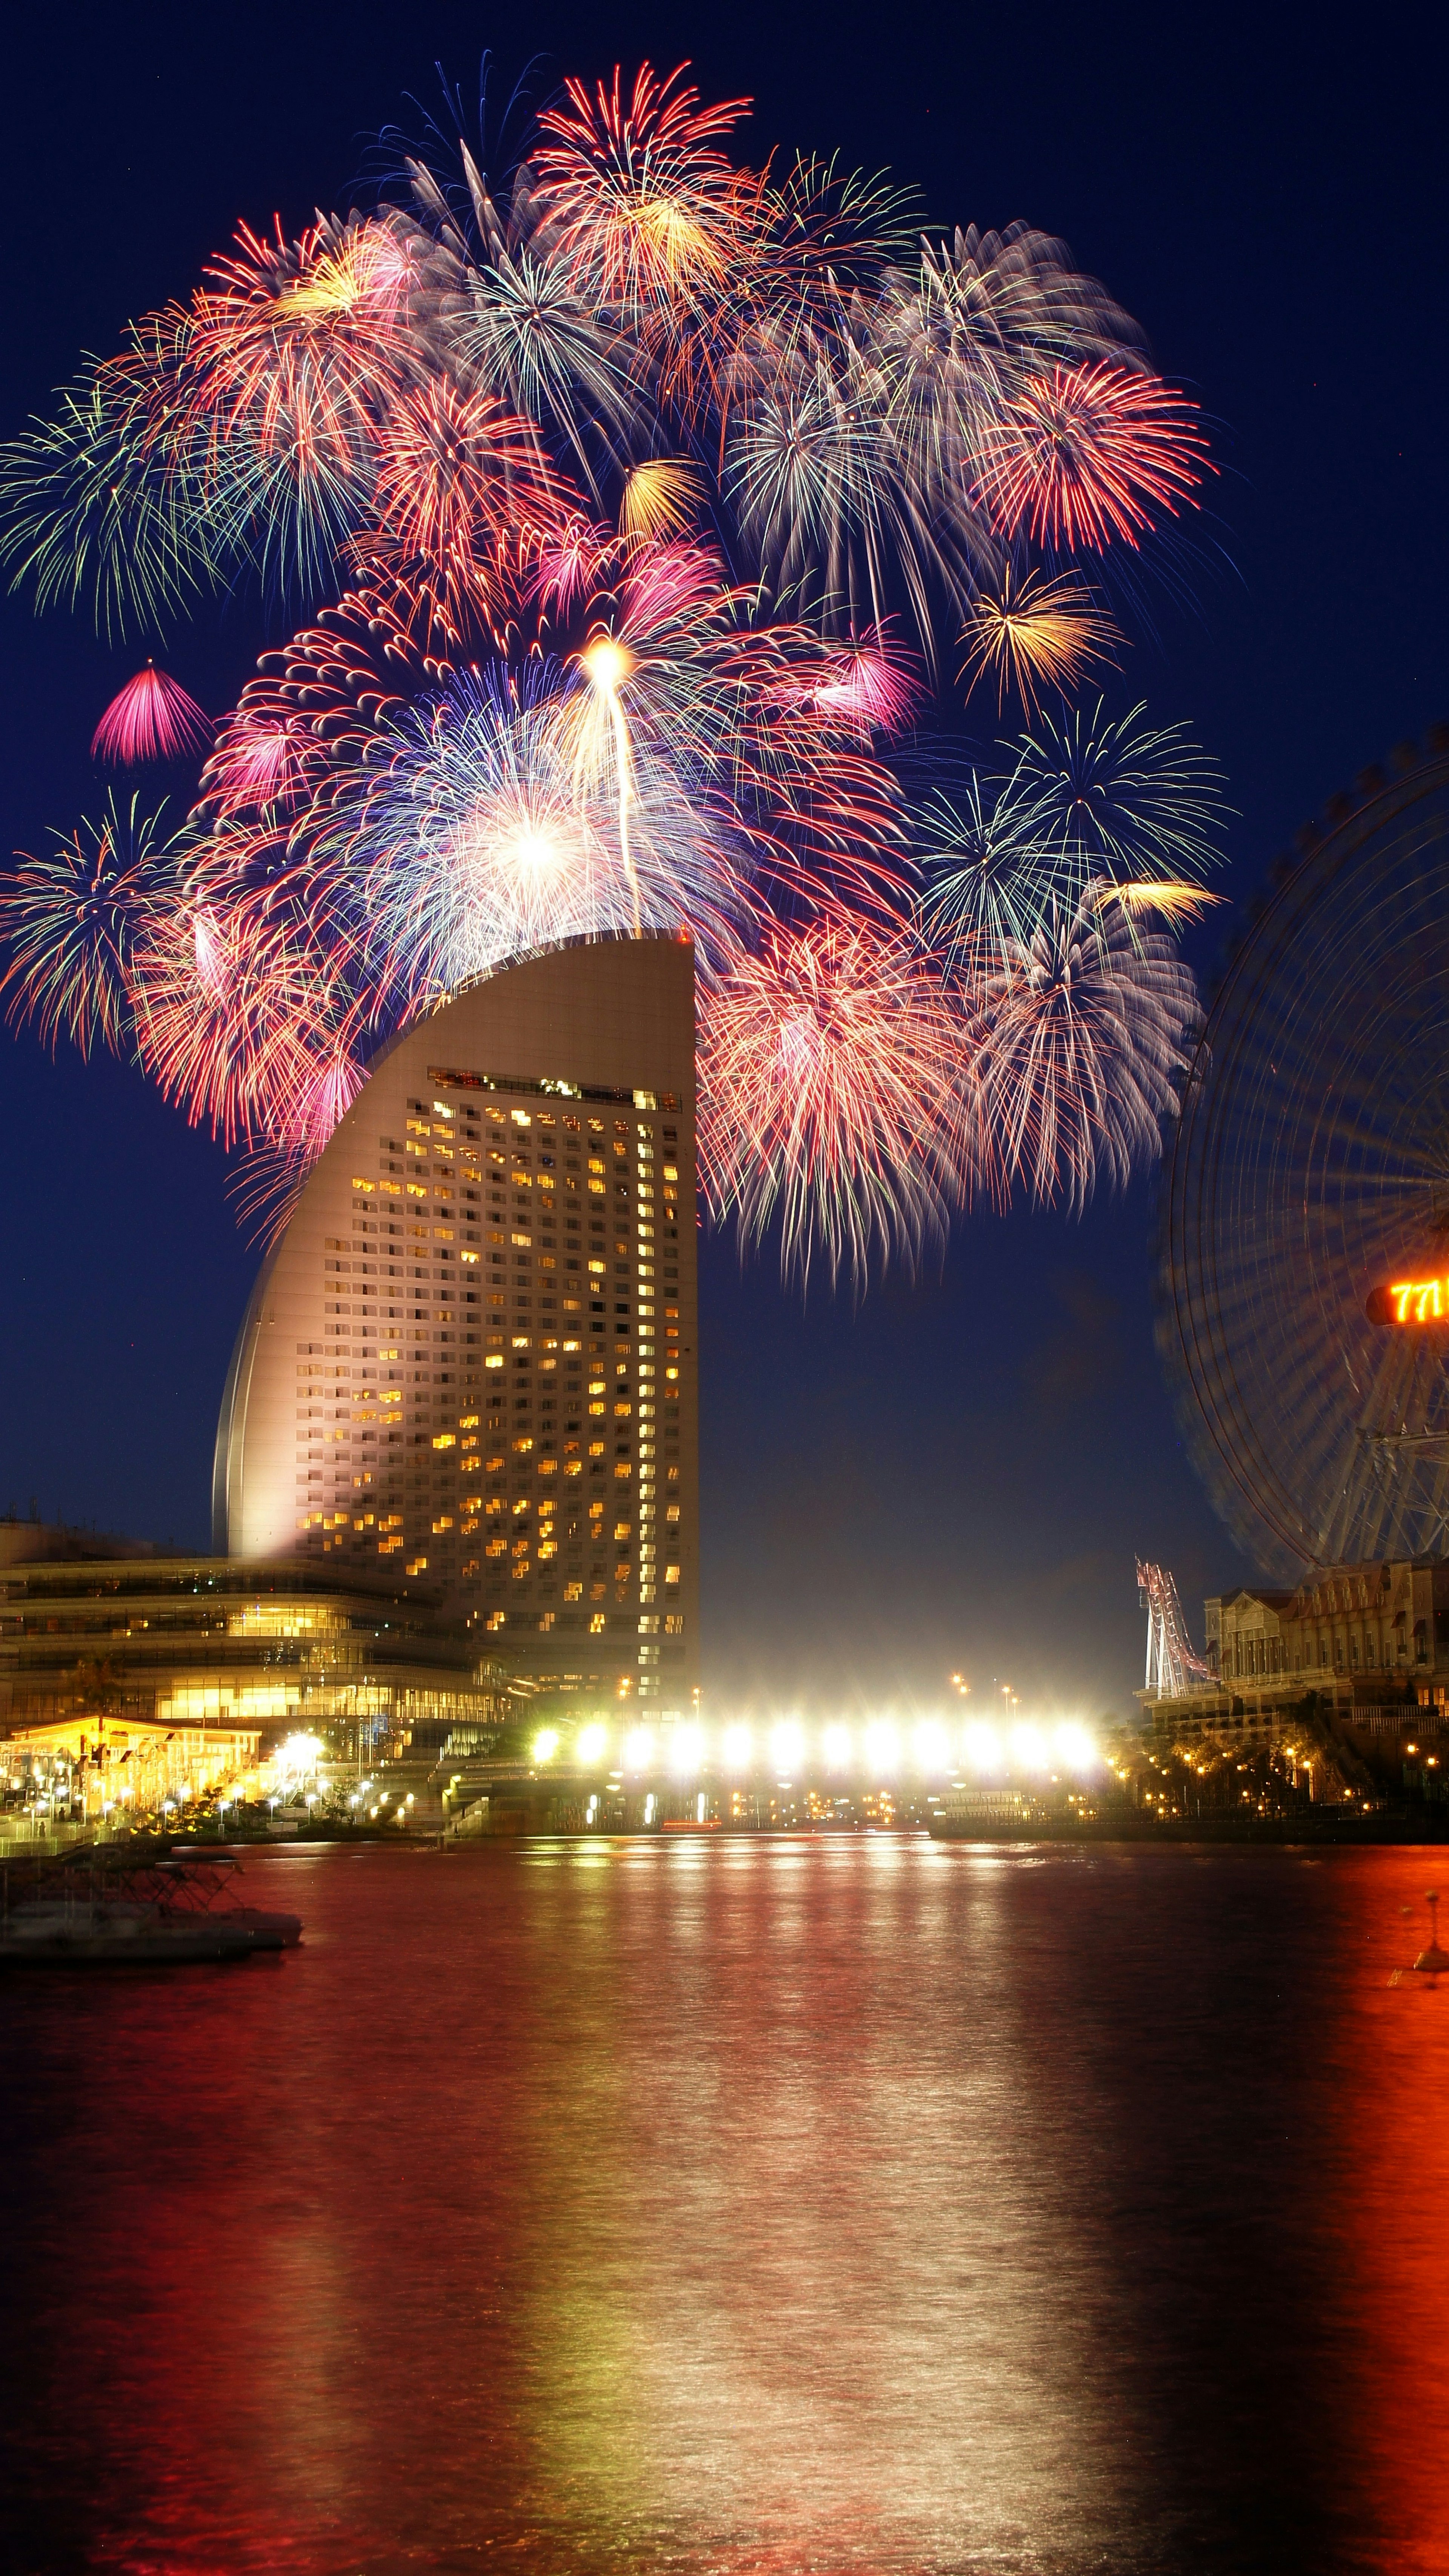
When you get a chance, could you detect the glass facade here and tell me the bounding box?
[0,1555,497,1747]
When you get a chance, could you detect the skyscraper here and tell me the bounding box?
[214,934,698,1711]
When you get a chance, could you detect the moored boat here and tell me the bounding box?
[0,1851,302,1966]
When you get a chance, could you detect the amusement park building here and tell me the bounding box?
[1206,1561,1449,1694]
[214,934,698,1712]
[1141,1558,1449,1735]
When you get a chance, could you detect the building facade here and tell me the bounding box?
[0,1552,498,1747]
[1138,1557,1449,1741]
[214,934,698,1712]
[1206,1560,1449,1696]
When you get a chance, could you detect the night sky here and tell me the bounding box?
[2,0,1444,1718]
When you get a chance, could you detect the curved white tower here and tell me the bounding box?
[214,935,698,1709]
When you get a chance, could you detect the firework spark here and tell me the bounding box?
[91,663,211,766]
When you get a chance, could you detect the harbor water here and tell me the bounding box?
[2,1837,1447,2574]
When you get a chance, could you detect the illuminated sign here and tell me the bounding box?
[1366,1276,1449,1325]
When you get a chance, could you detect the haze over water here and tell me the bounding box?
[2,1839,1446,2574]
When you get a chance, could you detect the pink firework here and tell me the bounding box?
[531,514,611,614]
[224,1034,367,1251]
[795,630,924,741]
[281,1040,367,1156]
[91,663,211,766]
[697,906,968,1286]
[202,715,301,813]
[973,361,1208,552]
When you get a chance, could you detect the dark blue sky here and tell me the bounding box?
[2,0,1444,1716]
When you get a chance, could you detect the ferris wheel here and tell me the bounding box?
[1158,725,1449,1577]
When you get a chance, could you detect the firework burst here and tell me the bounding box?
[958,567,1118,718]
[974,360,1209,554]
[0,55,1227,1288]
[91,663,211,766]
[130,894,363,1152]
[0,794,181,1055]
[697,906,968,1288]
[1007,698,1231,909]
[983,889,1202,1208]
[346,657,751,1004]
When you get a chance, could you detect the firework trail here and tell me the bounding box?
[0,55,1228,1286]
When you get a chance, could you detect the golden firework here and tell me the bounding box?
[959,567,1118,717]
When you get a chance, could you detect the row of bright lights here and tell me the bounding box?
[531,1719,1100,1780]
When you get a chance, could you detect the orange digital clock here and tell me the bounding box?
[1365,1276,1449,1325]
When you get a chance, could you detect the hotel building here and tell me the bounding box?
[213,934,699,1712]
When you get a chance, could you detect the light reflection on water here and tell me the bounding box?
[1,1838,1447,2574]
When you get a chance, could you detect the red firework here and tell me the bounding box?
[130,896,360,1152]
[91,663,211,766]
[175,216,418,483]
[194,577,458,866]
[696,906,967,1284]
[532,63,756,313]
[368,380,566,627]
[974,361,1208,551]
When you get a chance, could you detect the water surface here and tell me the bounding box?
[2,1838,1446,2574]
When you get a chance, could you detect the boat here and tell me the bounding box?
[0,1850,302,1966]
